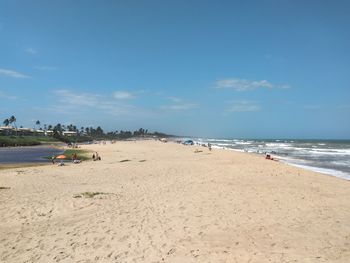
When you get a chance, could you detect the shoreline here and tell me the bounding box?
[0,162,50,170]
[213,146,350,181]
[190,138,350,181]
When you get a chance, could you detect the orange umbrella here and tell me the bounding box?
[55,155,67,159]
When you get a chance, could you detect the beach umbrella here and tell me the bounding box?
[55,154,67,159]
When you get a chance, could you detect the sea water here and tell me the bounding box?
[186,138,350,181]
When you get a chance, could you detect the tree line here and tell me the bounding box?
[2,115,171,141]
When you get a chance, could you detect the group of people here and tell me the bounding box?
[265,153,278,161]
[51,152,82,165]
[71,153,81,163]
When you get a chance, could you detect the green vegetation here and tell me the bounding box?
[51,125,173,141]
[73,192,108,198]
[62,149,91,161]
[0,136,58,147]
[1,115,174,147]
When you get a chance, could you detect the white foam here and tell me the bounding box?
[308,148,350,155]
[235,141,252,145]
[207,138,350,181]
[215,143,235,147]
[285,163,350,181]
[207,139,235,142]
[331,160,350,166]
[266,143,292,147]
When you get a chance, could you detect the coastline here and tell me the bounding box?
[191,138,350,181]
[1,140,350,262]
[213,146,350,181]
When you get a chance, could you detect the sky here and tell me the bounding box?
[0,0,349,139]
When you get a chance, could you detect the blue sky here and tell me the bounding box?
[0,0,349,139]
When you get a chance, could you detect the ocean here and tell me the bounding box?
[186,138,350,181]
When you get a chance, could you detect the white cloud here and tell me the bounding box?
[51,89,154,118]
[226,101,261,112]
[161,103,198,111]
[0,90,18,100]
[113,91,135,100]
[35,66,57,71]
[161,96,198,111]
[215,78,290,91]
[25,48,37,54]
[54,90,102,107]
[0,68,30,78]
[167,96,183,103]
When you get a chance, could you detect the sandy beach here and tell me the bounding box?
[0,140,349,262]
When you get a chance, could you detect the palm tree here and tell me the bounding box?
[3,118,9,127]
[9,116,17,135]
[35,120,41,130]
[2,119,10,135]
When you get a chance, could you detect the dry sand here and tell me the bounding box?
[0,140,350,262]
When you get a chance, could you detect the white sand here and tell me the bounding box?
[1,140,350,262]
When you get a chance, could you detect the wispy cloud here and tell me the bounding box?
[0,68,30,78]
[161,97,198,111]
[51,89,154,117]
[35,66,57,71]
[113,91,135,100]
[215,78,290,91]
[337,104,350,110]
[303,105,321,110]
[0,90,18,100]
[167,96,183,103]
[25,48,37,54]
[161,103,198,111]
[54,90,102,107]
[226,100,261,112]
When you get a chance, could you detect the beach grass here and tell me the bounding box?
[73,192,109,198]
[0,136,59,147]
[44,149,92,161]
[62,149,92,161]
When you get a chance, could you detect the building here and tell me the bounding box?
[62,131,77,137]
